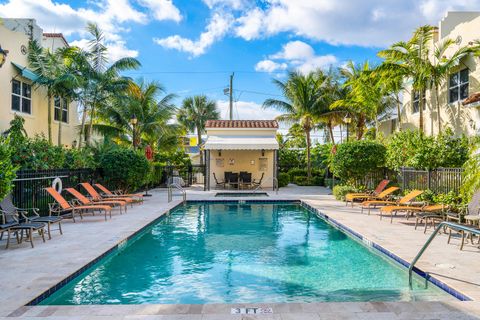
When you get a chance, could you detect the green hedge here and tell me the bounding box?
[99,147,150,191]
[332,140,386,185]
[278,172,290,188]
[0,138,18,201]
[332,185,360,200]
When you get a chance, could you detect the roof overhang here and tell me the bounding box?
[204,135,279,150]
[11,62,39,82]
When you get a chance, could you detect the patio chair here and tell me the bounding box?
[379,201,443,223]
[212,173,225,189]
[345,179,390,207]
[0,194,62,240]
[240,172,252,189]
[0,208,46,249]
[252,172,265,189]
[445,189,480,249]
[94,183,144,202]
[413,204,448,233]
[65,188,127,214]
[81,183,135,206]
[226,173,239,189]
[45,187,112,222]
[360,188,417,215]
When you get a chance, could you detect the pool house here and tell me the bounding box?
[203,120,279,190]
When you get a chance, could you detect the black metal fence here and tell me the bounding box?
[397,167,463,194]
[151,165,206,189]
[12,168,100,214]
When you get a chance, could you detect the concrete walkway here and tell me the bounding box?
[0,186,479,319]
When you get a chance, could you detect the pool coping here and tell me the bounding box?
[25,199,470,307]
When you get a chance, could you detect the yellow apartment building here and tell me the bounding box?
[379,11,480,137]
[0,18,80,147]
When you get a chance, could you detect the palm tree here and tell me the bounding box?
[70,23,141,147]
[378,25,436,134]
[429,39,473,134]
[376,66,405,131]
[264,70,325,179]
[177,95,220,165]
[94,79,176,149]
[332,61,395,139]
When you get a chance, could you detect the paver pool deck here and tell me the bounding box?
[1,185,479,319]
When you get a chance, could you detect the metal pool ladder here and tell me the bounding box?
[408,221,480,288]
[168,182,186,203]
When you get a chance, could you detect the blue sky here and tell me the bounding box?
[1,0,480,127]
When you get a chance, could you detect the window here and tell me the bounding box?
[11,79,31,114]
[54,97,68,123]
[449,69,469,103]
[412,91,426,114]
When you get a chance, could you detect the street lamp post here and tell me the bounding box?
[344,114,352,141]
[130,114,138,149]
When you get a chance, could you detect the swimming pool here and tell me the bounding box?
[41,202,450,305]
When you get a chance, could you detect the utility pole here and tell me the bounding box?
[229,72,234,120]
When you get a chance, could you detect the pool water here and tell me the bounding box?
[41,202,450,305]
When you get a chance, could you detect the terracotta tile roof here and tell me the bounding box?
[43,33,69,46]
[205,120,279,129]
[463,92,480,106]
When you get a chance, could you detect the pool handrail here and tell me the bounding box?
[168,182,186,203]
[408,221,480,287]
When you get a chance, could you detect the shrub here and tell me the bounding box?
[154,150,192,166]
[311,175,324,186]
[99,147,150,191]
[324,178,341,188]
[332,140,386,185]
[278,148,306,169]
[293,175,309,186]
[9,135,65,170]
[332,185,359,200]
[460,142,480,203]
[385,129,469,170]
[64,148,96,169]
[0,138,18,201]
[278,172,290,188]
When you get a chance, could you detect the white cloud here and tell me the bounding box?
[203,0,246,10]
[138,0,182,22]
[216,100,282,120]
[257,41,337,74]
[0,0,182,62]
[234,0,480,47]
[270,40,315,61]
[255,59,287,73]
[154,12,233,56]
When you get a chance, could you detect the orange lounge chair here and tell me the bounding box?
[380,203,444,223]
[80,183,136,206]
[356,187,399,214]
[361,189,422,215]
[45,187,112,222]
[65,188,127,215]
[345,179,390,206]
[94,183,144,203]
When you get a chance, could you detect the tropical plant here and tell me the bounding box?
[67,23,141,147]
[177,95,220,165]
[385,129,469,170]
[27,41,76,144]
[264,70,326,179]
[333,61,395,139]
[428,39,473,134]
[94,79,177,150]
[99,147,150,191]
[332,140,386,185]
[0,137,18,201]
[378,25,436,133]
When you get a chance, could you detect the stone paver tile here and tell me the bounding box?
[281,313,320,320]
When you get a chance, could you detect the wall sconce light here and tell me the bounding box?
[218,150,222,157]
[261,149,265,157]
[72,140,77,148]
[0,45,9,68]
